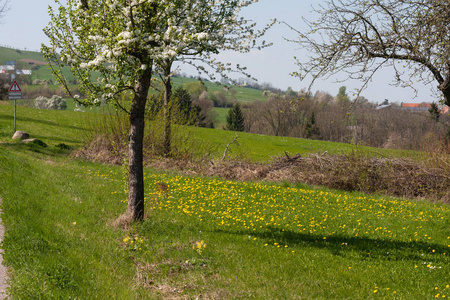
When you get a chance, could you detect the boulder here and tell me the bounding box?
[12,131,30,140]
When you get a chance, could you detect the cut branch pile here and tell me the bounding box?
[75,138,450,203]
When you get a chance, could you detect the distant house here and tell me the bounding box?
[400,102,432,111]
[375,104,392,110]
[401,102,450,115]
[376,99,392,110]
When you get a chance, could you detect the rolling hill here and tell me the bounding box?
[0,46,267,103]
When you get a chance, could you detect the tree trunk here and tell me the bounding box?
[442,86,450,107]
[438,64,450,107]
[162,61,173,156]
[127,68,152,222]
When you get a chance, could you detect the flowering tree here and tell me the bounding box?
[288,0,450,106]
[152,2,274,155]
[42,0,272,222]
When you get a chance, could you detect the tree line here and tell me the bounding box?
[225,87,450,152]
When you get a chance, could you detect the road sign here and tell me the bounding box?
[0,65,14,71]
[9,80,21,92]
[15,70,32,75]
[8,92,22,100]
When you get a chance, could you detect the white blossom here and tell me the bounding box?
[197,32,209,41]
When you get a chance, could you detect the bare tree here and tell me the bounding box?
[288,0,450,106]
[0,0,8,22]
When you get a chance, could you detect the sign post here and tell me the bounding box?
[8,80,22,132]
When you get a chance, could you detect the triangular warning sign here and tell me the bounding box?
[9,80,21,92]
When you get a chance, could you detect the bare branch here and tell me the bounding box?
[288,0,450,106]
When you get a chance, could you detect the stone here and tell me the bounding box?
[12,131,30,140]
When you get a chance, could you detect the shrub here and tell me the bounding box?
[47,95,67,110]
[34,95,67,110]
[34,96,48,109]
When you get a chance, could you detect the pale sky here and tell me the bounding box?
[0,0,437,104]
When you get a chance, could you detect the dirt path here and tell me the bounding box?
[0,197,8,299]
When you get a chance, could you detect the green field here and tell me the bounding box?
[1,46,267,105]
[211,107,230,129]
[0,46,77,83]
[0,104,448,299]
[0,104,400,162]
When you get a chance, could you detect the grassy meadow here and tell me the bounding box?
[0,104,449,299]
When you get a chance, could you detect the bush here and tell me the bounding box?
[34,95,67,110]
[47,95,67,110]
[34,96,48,109]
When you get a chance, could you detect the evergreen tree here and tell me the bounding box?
[173,87,197,125]
[226,103,245,131]
[428,102,441,122]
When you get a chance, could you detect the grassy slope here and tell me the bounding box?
[0,46,76,83]
[0,57,449,299]
[0,104,398,163]
[0,125,448,298]
[211,107,230,129]
[170,76,266,103]
[0,104,88,146]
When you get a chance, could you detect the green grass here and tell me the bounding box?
[0,146,141,298]
[191,126,402,162]
[211,107,230,129]
[0,104,448,298]
[136,174,450,299]
[0,104,413,162]
[170,76,266,103]
[0,47,46,64]
[0,104,89,146]
[0,144,448,299]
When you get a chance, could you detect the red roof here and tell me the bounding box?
[401,103,431,108]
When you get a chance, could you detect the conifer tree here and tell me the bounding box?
[226,103,245,132]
